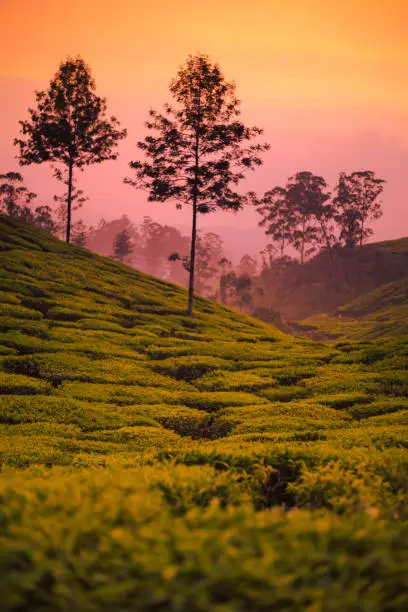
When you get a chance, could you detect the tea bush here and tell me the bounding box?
[0,216,407,609]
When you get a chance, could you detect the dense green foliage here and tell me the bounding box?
[0,215,407,610]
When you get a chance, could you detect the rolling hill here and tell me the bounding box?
[261,237,408,321]
[294,276,408,341]
[1,215,408,611]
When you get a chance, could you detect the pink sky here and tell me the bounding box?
[1,0,407,250]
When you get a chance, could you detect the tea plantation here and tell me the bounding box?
[299,276,408,341]
[1,215,408,611]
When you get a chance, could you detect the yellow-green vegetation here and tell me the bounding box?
[1,215,408,610]
[298,276,408,341]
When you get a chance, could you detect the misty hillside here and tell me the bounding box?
[1,215,408,610]
[261,237,408,321]
[294,276,408,341]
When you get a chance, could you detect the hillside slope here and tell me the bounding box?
[296,276,408,341]
[261,238,408,320]
[1,215,408,611]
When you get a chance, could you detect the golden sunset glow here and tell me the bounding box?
[2,0,407,106]
[1,0,407,238]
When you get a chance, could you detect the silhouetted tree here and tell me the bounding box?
[33,205,56,234]
[15,56,126,243]
[256,173,332,264]
[71,219,88,247]
[126,53,268,315]
[87,216,137,259]
[195,232,224,296]
[286,171,331,264]
[0,172,55,233]
[333,171,385,248]
[254,186,294,258]
[234,274,253,312]
[0,172,36,219]
[53,171,88,240]
[168,231,225,296]
[219,271,253,311]
[140,217,187,278]
[219,270,238,306]
[113,228,134,262]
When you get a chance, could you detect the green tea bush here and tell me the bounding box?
[55,381,183,405]
[350,397,408,419]
[0,316,50,338]
[1,216,408,610]
[180,391,269,412]
[0,396,142,430]
[150,355,231,381]
[258,385,311,402]
[0,331,55,354]
[0,303,43,319]
[196,370,274,392]
[0,372,50,395]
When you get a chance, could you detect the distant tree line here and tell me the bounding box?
[0,172,88,246]
[254,170,385,264]
[4,53,386,316]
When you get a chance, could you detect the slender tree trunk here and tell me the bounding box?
[300,218,306,265]
[320,219,333,280]
[187,87,201,317]
[360,216,364,248]
[187,199,197,316]
[66,161,73,243]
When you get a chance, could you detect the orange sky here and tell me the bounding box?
[1,0,407,249]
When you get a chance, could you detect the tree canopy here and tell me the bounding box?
[15,56,127,243]
[126,53,268,315]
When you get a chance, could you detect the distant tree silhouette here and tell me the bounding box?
[126,53,268,315]
[286,172,331,264]
[113,229,134,262]
[195,232,224,296]
[71,219,88,247]
[168,231,225,296]
[254,186,294,258]
[0,172,55,233]
[238,254,258,277]
[87,216,137,259]
[32,205,56,234]
[256,172,332,264]
[15,56,126,243]
[140,217,187,278]
[0,172,36,220]
[333,171,385,248]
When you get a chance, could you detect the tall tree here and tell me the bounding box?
[254,186,294,258]
[333,171,385,248]
[125,53,268,315]
[15,56,127,243]
[255,173,332,264]
[286,171,330,264]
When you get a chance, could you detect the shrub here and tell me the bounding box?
[0,372,50,395]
